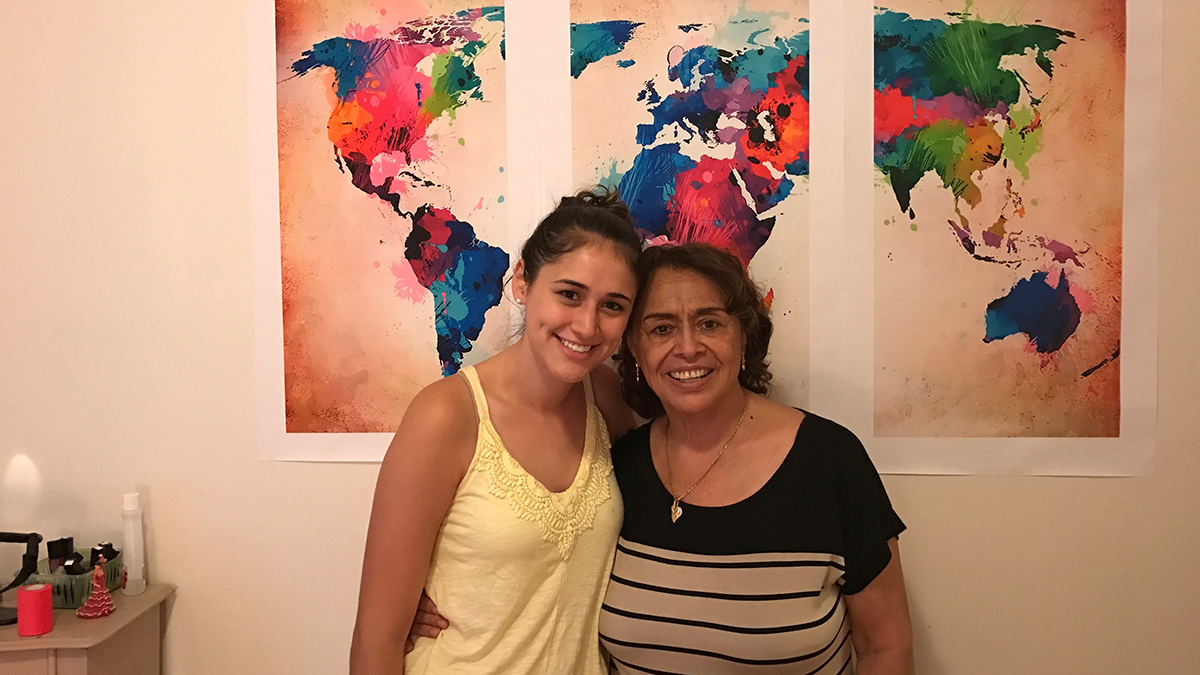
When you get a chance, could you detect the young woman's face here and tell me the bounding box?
[513,241,637,383]
[630,268,746,417]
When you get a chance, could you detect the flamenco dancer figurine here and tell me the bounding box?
[76,556,115,619]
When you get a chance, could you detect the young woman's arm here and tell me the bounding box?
[349,377,477,675]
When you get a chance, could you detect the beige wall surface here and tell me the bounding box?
[1,2,1196,674]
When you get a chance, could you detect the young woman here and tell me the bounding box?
[349,189,641,675]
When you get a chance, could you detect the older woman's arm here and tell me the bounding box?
[844,538,915,675]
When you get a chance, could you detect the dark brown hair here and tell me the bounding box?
[616,243,773,418]
[519,187,641,283]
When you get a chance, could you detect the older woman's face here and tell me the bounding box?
[631,268,745,417]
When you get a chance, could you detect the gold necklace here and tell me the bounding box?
[663,393,749,523]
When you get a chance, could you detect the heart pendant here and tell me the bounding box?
[670,502,683,523]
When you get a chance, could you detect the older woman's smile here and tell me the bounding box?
[667,368,713,382]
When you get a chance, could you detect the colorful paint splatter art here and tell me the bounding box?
[572,0,812,402]
[873,0,1124,437]
[277,0,508,432]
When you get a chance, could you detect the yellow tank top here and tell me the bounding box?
[404,365,623,675]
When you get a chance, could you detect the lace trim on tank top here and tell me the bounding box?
[462,366,615,559]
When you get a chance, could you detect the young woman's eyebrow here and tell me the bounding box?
[554,278,631,302]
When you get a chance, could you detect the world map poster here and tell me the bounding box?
[275,0,510,436]
[872,0,1125,437]
[571,0,813,404]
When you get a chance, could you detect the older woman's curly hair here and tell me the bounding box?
[616,243,773,419]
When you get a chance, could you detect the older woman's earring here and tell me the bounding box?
[635,364,642,384]
[740,354,746,372]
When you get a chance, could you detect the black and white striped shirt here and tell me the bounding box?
[600,413,905,675]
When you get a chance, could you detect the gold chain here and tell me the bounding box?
[664,392,749,523]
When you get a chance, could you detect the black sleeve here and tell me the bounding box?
[834,428,906,595]
[609,422,650,474]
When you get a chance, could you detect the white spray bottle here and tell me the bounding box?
[121,492,146,595]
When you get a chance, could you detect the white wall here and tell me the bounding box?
[1,1,1197,673]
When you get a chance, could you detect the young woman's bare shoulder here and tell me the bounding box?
[382,374,479,473]
[590,364,636,440]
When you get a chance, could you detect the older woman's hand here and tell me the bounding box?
[844,538,915,675]
[405,592,448,653]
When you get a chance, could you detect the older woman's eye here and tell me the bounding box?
[649,324,673,336]
[700,319,721,330]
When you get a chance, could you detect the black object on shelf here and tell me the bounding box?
[0,532,43,626]
[90,542,119,568]
[62,552,89,575]
[48,537,74,574]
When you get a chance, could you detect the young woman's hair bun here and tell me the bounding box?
[560,186,632,223]
[519,186,641,284]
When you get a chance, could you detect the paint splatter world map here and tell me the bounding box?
[277,1,508,432]
[873,0,1124,436]
[572,0,812,403]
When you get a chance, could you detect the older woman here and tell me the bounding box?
[408,243,913,674]
[603,243,912,674]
